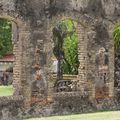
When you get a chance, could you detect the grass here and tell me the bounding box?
[23,111,120,120]
[0,85,14,96]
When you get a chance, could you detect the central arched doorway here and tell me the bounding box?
[52,19,79,92]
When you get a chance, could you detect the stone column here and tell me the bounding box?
[12,22,22,96]
[12,41,22,96]
[19,31,31,108]
[108,30,114,97]
[77,24,88,93]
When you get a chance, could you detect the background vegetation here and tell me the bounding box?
[113,24,120,51]
[54,19,79,75]
[0,18,12,58]
[0,85,13,96]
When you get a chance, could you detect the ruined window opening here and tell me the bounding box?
[52,19,79,92]
[0,18,14,96]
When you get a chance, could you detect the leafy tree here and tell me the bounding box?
[0,18,12,58]
[113,24,120,51]
[53,19,79,75]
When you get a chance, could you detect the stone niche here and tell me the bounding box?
[87,21,114,100]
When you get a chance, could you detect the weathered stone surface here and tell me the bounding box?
[0,0,120,119]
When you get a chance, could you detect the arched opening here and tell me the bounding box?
[52,19,79,92]
[0,18,15,96]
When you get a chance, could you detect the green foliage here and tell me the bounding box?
[57,19,79,75]
[57,19,76,33]
[63,33,79,74]
[0,85,13,96]
[113,24,120,51]
[0,18,12,58]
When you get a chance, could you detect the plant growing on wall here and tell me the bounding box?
[0,18,12,58]
[113,24,120,51]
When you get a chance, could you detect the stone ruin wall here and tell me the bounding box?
[0,0,119,119]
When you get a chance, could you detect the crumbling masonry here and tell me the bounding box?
[0,0,120,119]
